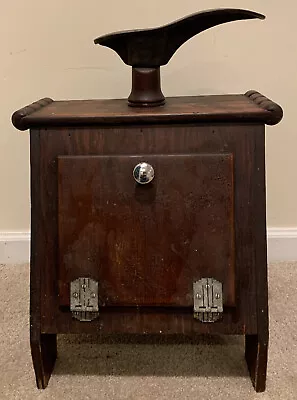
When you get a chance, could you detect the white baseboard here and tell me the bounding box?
[1,229,297,264]
[0,232,30,264]
[267,228,297,263]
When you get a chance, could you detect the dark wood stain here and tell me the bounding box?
[94,9,265,68]
[34,123,259,336]
[12,93,283,130]
[29,131,57,389]
[48,307,251,335]
[58,154,235,307]
[11,91,282,392]
[93,10,265,107]
[27,122,262,390]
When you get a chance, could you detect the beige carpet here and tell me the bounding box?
[0,262,296,400]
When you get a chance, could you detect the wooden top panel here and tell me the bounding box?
[12,91,283,130]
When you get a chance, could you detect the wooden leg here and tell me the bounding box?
[245,334,268,392]
[245,130,269,393]
[30,333,57,389]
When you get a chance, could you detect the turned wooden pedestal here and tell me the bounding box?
[12,91,283,392]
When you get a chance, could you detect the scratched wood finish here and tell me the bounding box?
[11,91,283,391]
[58,154,235,307]
[34,123,261,336]
[245,130,269,392]
[29,132,57,389]
[18,95,276,129]
[44,307,248,335]
[25,121,269,392]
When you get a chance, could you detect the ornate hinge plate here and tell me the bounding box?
[70,278,99,322]
[193,278,223,323]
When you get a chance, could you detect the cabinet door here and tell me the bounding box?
[58,154,235,307]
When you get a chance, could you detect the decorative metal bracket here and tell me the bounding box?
[193,278,223,323]
[70,278,99,322]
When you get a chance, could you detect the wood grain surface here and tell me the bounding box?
[29,123,262,336]
[58,153,235,307]
[12,95,282,130]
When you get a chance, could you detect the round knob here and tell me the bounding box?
[133,162,154,184]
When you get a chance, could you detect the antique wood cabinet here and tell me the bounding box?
[12,90,283,392]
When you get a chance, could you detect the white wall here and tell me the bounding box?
[0,1,295,233]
